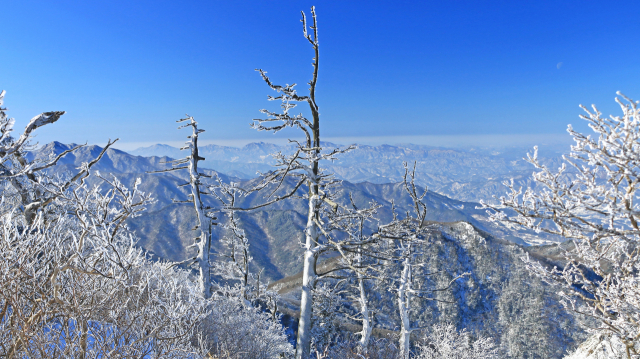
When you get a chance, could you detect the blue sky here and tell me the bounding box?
[3,1,640,150]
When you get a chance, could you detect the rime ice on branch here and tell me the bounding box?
[209,174,278,308]
[0,90,117,226]
[0,90,211,357]
[243,6,389,359]
[481,92,640,359]
[375,162,469,359]
[149,115,218,298]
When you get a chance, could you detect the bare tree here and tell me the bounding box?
[249,25,465,354]
[149,115,217,298]
[324,194,382,351]
[481,92,640,358]
[209,175,260,303]
[146,116,299,359]
[376,163,468,359]
[245,7,364,358]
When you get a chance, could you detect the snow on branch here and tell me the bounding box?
[480,93,640,358]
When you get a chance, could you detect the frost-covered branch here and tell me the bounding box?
[248,7,365,359]
[480,92,640,358]
[376,163,469,359]
[0,90,118,226]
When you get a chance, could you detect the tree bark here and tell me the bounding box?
[358,271,373,349]
[187,122,212,299]
[398,256,412,359]
[296,194,319,359]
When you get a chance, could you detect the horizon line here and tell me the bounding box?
[101,133,574,152]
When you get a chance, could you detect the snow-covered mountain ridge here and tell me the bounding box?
[128,141,567,203]
[31,141,562,278]
[270,221,587,358]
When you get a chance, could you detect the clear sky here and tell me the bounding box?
[3,0,640,150]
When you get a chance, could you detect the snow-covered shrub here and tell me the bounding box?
[416,323,498,359]
[0,89,294,358]
[310,282,344,354]
[0,88,213,357]
[202,294,293,359]
[0,183,211,358]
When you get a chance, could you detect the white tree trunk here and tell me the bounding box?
[358,272,373,349]
[354,248,372,349]
[296,193,319,359]
[398,256,412,359]
[195,219,211,298]
[186,121,212,299]
[191,182,211,298]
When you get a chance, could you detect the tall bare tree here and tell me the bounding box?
[248,8,428,357]
[209,174,266,305]
[246,7,354,358]
[322,194,381,351]
[149,115,216,298]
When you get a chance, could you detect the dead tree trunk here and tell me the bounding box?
[149,116,215,298]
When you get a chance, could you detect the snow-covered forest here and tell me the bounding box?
[3,5,640,359]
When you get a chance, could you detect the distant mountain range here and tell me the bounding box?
[32,141,561,283]
[128,141,569,203]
